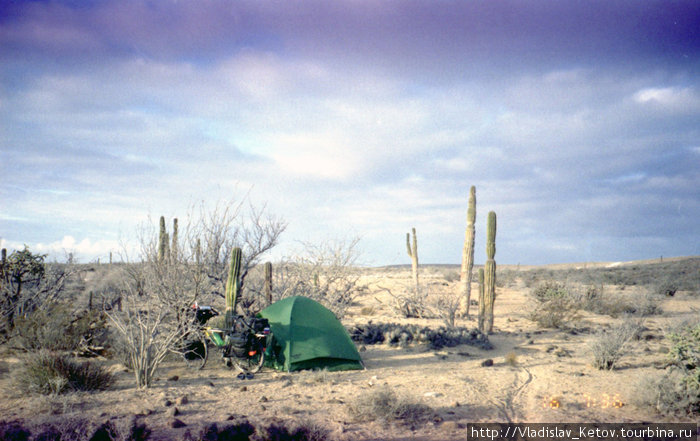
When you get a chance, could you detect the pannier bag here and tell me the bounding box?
[228,332,249,358]
[252,317,269,333]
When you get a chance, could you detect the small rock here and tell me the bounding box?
[481,359,494,367]
[259,396,268,403]
[452,401,460,407]
[240,386,247,392]
[170,418,186,428]
[546,345,557,353]
[368,375,379,386]
[163,400,173,407]
[176,395,188,405]
[359,345,367,352]
[167,375,179,382]
[527,339,534,345]
[424,392,443,398]
[260,405,267,412]
[170,407,180,417]
[207,381,215,387]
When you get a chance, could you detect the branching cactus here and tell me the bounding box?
[482,211,497,334]
[477,267,485,332]
[264,261,273,305]
[406,227,419,294]
[225,247,242,329]
[459,186,476,318]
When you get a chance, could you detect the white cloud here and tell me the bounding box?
[633,86,696,106]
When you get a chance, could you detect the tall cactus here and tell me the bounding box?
[477,267,485,332]
[264,261,273,305]
[171,218,178,262]
[459,186,476,318]
[406,227,419,294]
[157,216,169,263]
[225,247,242,329]
[481,211,497,334]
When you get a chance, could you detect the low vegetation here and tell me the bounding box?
[346,386,434,426]
[14,351,113,395]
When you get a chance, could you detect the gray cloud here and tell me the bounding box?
[1,0,698,264]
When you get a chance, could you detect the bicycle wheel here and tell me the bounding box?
[183,334,208,370]
[231,337,265,373]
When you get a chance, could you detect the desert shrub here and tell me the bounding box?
[379,284,428,319]
[265,238,366,319]
[427,282,461,327]
[12,303,109,352]
[528,282,579,328]
[654,277,679,297]
[196,420,256,441]
[348,323,493,350]
[261,420,330,441]
[667,322,700,391]
[14,351,113,395]
[588,321,640,370]
[0,415,149,441]
[1,248,76,342]
[346,386,433,425]
[632,371,700,416]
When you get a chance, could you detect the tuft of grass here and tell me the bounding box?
[504,351,518,366]
[346,386,434,425]
[14,350,114,395]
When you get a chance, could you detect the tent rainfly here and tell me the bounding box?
[259,296,364,372]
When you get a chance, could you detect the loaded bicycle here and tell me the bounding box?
[179,303,272,375]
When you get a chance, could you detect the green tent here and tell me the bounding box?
[260,296,364,372]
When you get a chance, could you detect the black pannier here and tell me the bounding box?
[228,332,249,358]
[252,317,269,333]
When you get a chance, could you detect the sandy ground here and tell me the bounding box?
[1,265,699,440]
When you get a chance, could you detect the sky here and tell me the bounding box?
[1,0,699,266]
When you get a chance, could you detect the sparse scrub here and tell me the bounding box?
[667,321,700,392]
[528,282,579,328]
[12,303,109,352]
[589,321,640,370]
[347,386,434,425]
[633,371,700,416]
[14,351,113,395]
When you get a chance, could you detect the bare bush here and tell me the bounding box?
[589,321,641,370]
[375,283,429,319]
[107,199,285,388]
[265,238,366,319]
[426,282,461,327]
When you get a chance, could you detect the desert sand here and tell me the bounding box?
[1,261,699,440]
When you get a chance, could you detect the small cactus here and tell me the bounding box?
[406,228,419,294]
[225,248,242,329]
[459,186,476,318]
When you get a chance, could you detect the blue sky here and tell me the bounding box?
[1,0,699,265]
